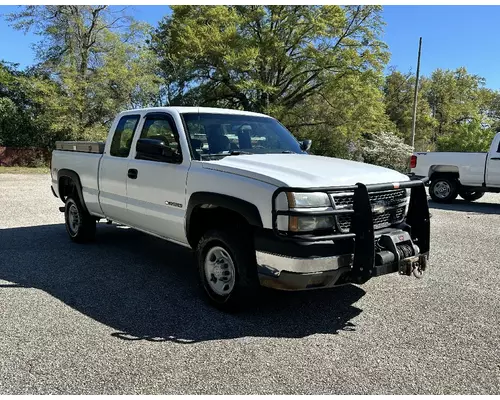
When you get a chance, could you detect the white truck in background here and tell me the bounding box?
[50,107,431,311]
[410,132,500,203]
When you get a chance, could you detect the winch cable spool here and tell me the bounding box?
[396,243,414,259]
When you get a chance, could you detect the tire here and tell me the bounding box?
[196,229,260,311]
[459,190,485,202]
[64,195,96,243]
[429,177,458,203]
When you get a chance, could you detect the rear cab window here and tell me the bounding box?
[109,115,140,157]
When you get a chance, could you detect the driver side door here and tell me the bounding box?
[126,112,190,243]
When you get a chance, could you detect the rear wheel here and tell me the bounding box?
[64,196,96,243]
[459,190,484,202]
[429,177,458,203]
[196,229,259,311]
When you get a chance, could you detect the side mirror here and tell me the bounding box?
[136,138,180,163]
[300,139,312,152]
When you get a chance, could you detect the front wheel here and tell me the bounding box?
[64,196,96,243]
[429,177,458,203]
[459,190,485,202]
[196,229,259,311]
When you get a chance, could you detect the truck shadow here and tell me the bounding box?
[429,199,500,214]
[0,223,365,344]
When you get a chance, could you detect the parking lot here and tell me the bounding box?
[0,173,499,394]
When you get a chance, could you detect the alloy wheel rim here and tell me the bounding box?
[204,246,236,296]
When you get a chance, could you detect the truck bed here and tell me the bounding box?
[51,149,103,216]
[412,151,487,186]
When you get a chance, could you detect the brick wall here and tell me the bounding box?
[0,147,51,167]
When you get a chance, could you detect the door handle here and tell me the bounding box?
[127,168,138,179]
[490,157,500,160]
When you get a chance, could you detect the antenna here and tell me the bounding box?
[411,37,422,150]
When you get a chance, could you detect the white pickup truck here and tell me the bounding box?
[410,132,500,203]
[50,107,430,310]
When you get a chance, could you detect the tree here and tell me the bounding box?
[0,61,60,148]
[425,68,498,151]
[384,67,500,152]
[383,68,436,150]
[151,5,389,113]
[7,6,161,143]
[280,69,393,159]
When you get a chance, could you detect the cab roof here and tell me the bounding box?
[119,106,272,118]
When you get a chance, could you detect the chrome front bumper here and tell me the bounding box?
[256,251,354,291]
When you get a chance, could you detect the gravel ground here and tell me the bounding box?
[0,173,499,394]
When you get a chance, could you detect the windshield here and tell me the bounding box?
[181,113,304,160]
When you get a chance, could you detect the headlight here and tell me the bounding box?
[286,192,330,208]
[275,192,335,232]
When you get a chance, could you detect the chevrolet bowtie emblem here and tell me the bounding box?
[372,204,386,214]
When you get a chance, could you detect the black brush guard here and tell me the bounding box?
[271,176,430,283]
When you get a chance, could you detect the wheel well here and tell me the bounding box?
[58,176,77,202]
[429,165,459,182]
[187,206,251,248]
[429,171,459,183]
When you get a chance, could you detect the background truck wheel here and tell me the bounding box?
[429,177,458,203]
[196,229,259,311]
[458,190,484,202]
[64,196,96,243]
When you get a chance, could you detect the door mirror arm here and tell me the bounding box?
[300,139,312,152]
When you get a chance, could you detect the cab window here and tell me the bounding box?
[137,115,182,163]
[109,115,140,157]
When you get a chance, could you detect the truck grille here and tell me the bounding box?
[332,189,407,233]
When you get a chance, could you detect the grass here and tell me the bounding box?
[0,166,50,174]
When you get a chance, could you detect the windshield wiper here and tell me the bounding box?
[281,150,295,154]
[199,151,253,159]
[228,150,253,155]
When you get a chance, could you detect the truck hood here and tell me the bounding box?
[202,154,409,188]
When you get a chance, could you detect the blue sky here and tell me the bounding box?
[1,5,500,90]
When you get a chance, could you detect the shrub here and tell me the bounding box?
[361,132,413,173]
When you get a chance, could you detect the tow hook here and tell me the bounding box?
[399,255,427,279]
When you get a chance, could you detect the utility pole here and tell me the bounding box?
[411,37,422,150]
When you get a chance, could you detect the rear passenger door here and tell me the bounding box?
[126,112,190,243]
[99,114,140,222]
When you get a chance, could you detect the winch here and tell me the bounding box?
[375,230,427,278]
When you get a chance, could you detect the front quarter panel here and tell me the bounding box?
[186,161,277,230]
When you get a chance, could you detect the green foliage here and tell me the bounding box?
[280,70,393,159]
[3,6,161,148]
[384,66,500,152]
[151,5,389,113]
[383,69,436,150]
[2,5,500,172]
[436,120,496,152]
[0,61,58,148]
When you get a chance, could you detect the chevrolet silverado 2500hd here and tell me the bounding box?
[410,132,500,203]
[51,107,430,310]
